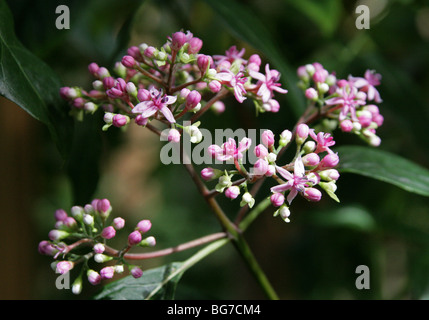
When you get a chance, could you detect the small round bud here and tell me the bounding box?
[208,80,222,93]
[94,254,113,263]
[305,88,318,100]
[188,37,203,54]
[254,144,269,159]
[319,153,340,169]
[142,236,156,247]
[128,230,143,246]
[303,140,316,153]
[100,266,115,280]
[186,90,201,110]
[296,123,309,144]
[113,217,125,230]
[197,54,210,73]
[201,167,222,181]
[38,241,58,256]
[135,115,148,126]
[56,261,74,275]
[253,159,269,176]
[225,186,240,199]
[271,193,285,207]
[121,55,136,68]
[261,130,275,148]
[279,205,291,222]
[303,188,322,202]
[279,130,292,147]
[49,229,69,241]
[93,243,105,254]
[167,128,181,143]
[171,31,187,51]
[87,269,101,285]
[136,220,152,233]
[101,226,116,239]
[112,114,129,127]
[302,153,320,166]
[130,266,143,279]
[83,214,94,226]
[319,169,340,181]
[211,100,225,114]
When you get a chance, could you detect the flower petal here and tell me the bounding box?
[275,166,293,181]
[159,106,176,123]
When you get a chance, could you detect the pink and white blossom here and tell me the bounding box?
[132,88,177,123]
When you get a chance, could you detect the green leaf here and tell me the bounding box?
[310,205,377,232]
[0,1,72,157]
[336,146,429,197]
[94,262,184,300]
[283,0,342,37]
[204,0,305,118]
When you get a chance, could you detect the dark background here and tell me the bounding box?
[1,0,429,299]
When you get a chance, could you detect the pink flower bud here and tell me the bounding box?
[225,186,240,199]
[188,37,203,54]
[121,55,136,68]
[261,130,275,147]
[63,216,77,228]
[113,217,125,230]
[319,153,340,169]
[136,220,152,233]
[297,66,308,79]
[248,54,261,66]
[296,123,309,142]
[313,69,328,83]
[253,158,269,176]
[49,229,69,241]
[305,88,318,100]
[337,79,349,88]
[254,144,269,159]
[56,261,74,275]
[266,165,275,177]
[112,114,128,127]
[211,100,225,114]
[197,54,210,73]
[127,46,143,61]
[180,88,190,98]
[135,115,148,126]
[201,167,221,181]
[373,114,384,127]
[87,270,101,285]
[102,76,116,90]
[54,209,68,222]
[93,243,105,254]
[97,198,111,214]
[302,153,320,166]
[88,63,99,76]
[186,90,201,110]
[73,97,85,109]
[208,80,222,93]
[130,266,143,278]
[144,46,156,58]
[171,31,187,51]
[270,193,285,207]
[38,241,58,256]
[340,120,353,132]
[101,226,116,239]
[167,129,181,143]
[303,188,322,202]
[100,266,115,279]
[128,230,143,246]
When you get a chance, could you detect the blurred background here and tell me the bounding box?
[1,0,429,299]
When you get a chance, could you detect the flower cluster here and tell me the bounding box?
[298,62,384,146]
[59,30,288,138]
[202,124,340,223]
[38,198,155,295]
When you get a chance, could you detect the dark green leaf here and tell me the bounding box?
[94,262,184,300]
[204,0,305,118]
[0,1,73,157]
[336,145,429,197]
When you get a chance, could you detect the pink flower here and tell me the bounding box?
[210,137,252,162]
[271,157,309,204]
[349,70,382,103]
[213,45,246,65]
[249,64,288,103]
[87,270,101,285]
[261,130,275,148]
[325,85,366,121]
[215,69,248,103]
[132,88,177,123]
[309,130,336,154]
[303,188,322,202]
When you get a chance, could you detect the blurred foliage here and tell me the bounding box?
[2,0,429,299]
